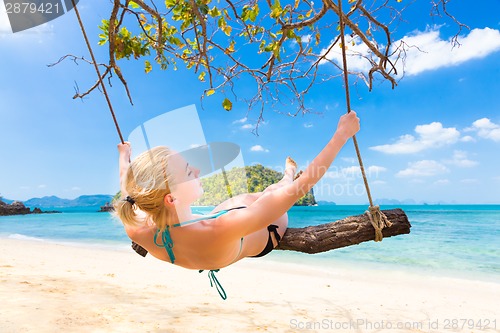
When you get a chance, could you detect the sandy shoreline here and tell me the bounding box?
[1,238,499,333]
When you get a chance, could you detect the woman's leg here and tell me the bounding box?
[213,157,300,212]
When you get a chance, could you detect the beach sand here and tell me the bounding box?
[1,238,498,333]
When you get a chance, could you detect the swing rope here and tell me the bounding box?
[71,0,125,144]
[71,0,145,254]
[337,0,392,241]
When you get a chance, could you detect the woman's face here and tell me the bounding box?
[167,151,204,204]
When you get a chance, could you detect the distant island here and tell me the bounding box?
[0,195,115,216]
[21,194,115,208]
[316,200,337,206]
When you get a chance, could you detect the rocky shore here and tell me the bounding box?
[0,200,60,216]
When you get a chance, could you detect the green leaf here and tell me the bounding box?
[241,6,250,21]
[218,16,227,28]
[145,60,152,74]
[249,6,259,22]
[286,29,295,38]
[315,32,321,45]
[242,4,259,22]
[222,98,232,111]
[225,40,236,54]
[208,6,221,17]
[129,1,139,8]
[165,0,176,7]
[206,89,215,96]
[223,25,232,36]
[198,71,206,82]
[270,0,282,19]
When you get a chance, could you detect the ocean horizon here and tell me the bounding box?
[1,204,499,283]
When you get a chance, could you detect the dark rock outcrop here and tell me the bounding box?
[0,200,31,216]
[0,200,60,216]
[98,202,114,212]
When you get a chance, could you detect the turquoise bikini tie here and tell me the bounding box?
[153,227,175,264]
[153,207,246,300]
[199,269,227,300]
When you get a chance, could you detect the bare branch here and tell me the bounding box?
[431,0,469,47]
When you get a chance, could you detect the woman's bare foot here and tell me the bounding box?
[285,156,298,178]
[261,157,299,194]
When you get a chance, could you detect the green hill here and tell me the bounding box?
[194,164,316,206]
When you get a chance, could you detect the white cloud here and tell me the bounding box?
[319,27,500,77]
[460,178,479,184]
[303,123,313,128]
[0,7,54,38]
[250,145,269,153]
[319,34,372,72]
[301,34,312,43]
[469,118,500,142]
[443,150,478,168]
[0,6,11,34]
[396,27,500,75]
[71,187,81,191]
[367,165,388,173]
[434,179,450,185]
[37,184,47,189]
[396,160,449,177]
[241,124,253,130]
[232,117,247,124]
[460,135,475,142]
[341,166,361,176]
[370,122,460,154]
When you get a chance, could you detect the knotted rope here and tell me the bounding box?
[337,0,392,241]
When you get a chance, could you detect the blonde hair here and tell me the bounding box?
[114,146,176,230]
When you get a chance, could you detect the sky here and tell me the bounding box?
[0,0,499,204]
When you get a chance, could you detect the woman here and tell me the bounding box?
[115,111,360,272]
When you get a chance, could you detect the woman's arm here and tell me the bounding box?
[216,111,360,239]
[117,142,132,197]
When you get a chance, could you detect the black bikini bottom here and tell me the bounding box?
[249,224,281,258]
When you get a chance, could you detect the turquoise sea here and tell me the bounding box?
[1,205,499,281]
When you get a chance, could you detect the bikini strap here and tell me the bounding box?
[268,224,281,242]
[154,227,176,264]
[199,269,227,300]
[172,206,247,228]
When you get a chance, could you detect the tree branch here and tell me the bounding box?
[277,209,411,253]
